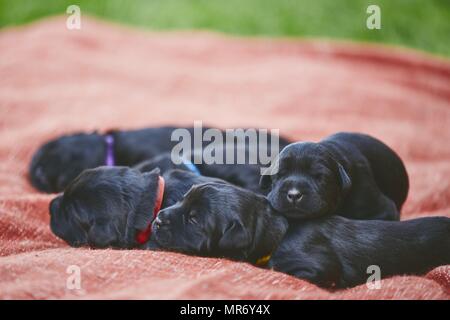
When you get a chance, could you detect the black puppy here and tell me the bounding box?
[31,126,290,193]
[152,182,450,288]
[31,126,197,193]
[135,151,263,193]
[260,132,409,220]
[49,166,225,248]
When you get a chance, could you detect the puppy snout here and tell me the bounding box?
[153,215,170,229]
[287,188,303,204]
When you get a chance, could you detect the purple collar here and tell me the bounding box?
[104,134,115,166]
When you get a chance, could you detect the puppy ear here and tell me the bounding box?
[125,168,161,245]
[88,223,117,248]
[218,219,251,253]
[337,163,352,194]
[49,196,61,215]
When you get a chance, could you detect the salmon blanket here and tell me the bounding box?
[0,17,449,300]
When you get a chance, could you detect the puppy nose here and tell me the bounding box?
[287,189,303,204]
[153,216,170,229]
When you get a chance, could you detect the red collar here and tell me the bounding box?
[136,176,165,244]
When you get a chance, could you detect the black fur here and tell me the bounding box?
[30,133,106,193]
[152,182,450,288]
[271,216,450,288]
[135,151,263,193]
[49,166,225,249]
[31,126,291,193]
[153,183,286,261]
[260,132,409,220]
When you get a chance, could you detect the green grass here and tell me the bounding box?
[1,0,449,57]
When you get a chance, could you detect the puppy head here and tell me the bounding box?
[30,133,106,193]
[152,183,287,261]
[260,142,351,219]
[49,166,161,248]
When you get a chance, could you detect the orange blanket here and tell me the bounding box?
[0,17,449,299]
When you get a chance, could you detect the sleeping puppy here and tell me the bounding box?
[152,182,450,288]
[31,126,198,193]
[49,166,225,248]
[48,146,267,249]
[31,126,291,193]
[260,132,409,220]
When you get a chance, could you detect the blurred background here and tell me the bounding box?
[0,0,449,57]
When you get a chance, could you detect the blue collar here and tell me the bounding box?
[182,159,201,176]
